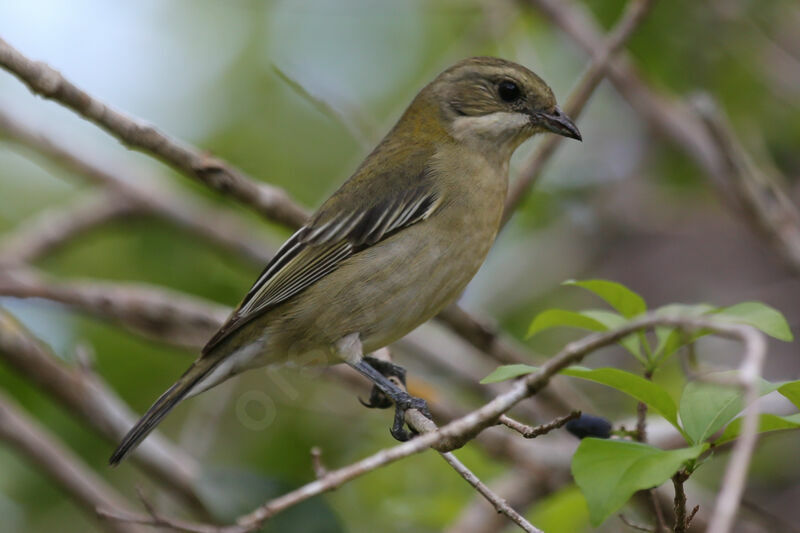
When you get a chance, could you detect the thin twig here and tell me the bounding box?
[310,447,327,479]
[672,470,690,533]
[503,0,656,222]
[439,451,542,533]
[498,411,580,438]
[649,491,668,533]
[0,37,309,228]
[272,64,372,149]
[691,94,800,275]
[445,470,558,533]
[687,505,699,528]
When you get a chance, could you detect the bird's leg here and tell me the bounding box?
[337,333,432,441]
[349,358,432,441]
[359,355,407,409]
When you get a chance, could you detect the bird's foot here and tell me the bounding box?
[389,393,432,442]
[349,355,433,441]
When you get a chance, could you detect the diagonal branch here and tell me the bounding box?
[504,0,656,222]
[0,267,229,349]
[439,451,542,533]
[525,0,800,278]
[0,390,146,533]
[691,94,800,275]
[0,189,140,265]
[0,37,309,228]
[0,108,275,265]
[0,306,205,510]
[97,314,766,533]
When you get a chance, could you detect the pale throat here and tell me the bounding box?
[448,111,531,162]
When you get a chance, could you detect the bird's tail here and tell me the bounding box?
[109,357,221,466]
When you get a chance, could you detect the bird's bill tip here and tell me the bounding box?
[538,106,582,141]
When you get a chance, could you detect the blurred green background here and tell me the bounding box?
[1,1,799,532]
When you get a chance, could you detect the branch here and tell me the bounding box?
[504,0,656,221]
[0,189,139,265]
[0,108,275,265]
[0,268,229,349]
[439,451,542,533]
[0,307,205,510]
[672,469,690,533]
[377,347,541,533]
[498,411,580,439]
[445,470,557,533]
[0,37,309,228]
[691,94,800,275]
[526,0,800,277]
[98,314,766,532]
[0,390,145,533]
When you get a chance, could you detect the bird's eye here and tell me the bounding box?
[497,80,521,102]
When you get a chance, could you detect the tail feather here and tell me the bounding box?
[109,358,220,466]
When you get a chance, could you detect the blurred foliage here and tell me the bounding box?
[1,0,800,531]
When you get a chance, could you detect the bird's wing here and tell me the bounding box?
[201,148,441,354]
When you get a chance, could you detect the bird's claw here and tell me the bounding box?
[390,394,432,442]
[358,385,393,409]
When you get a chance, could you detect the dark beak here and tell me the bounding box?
[537,106,582,141]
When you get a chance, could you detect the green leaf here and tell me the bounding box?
[572,439,706,526]
[559,367,678,430]
[679,377,779,444]
[527,309,607,338]
[778,380,800,410]
[715,413,800,445]
[480,364,537,384]
[563,279,647,318]
[580,309,643,361]
[712,301,794,341]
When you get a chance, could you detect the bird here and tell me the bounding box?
[109,56,580,465]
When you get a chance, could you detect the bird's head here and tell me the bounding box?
[416,57,581,161]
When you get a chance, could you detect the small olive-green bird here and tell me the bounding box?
[110,57,580,465]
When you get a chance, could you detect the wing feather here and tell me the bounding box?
[201,177,441,354]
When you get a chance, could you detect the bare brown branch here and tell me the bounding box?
[0,307,204,509]
[504,0,656,221]
[439,451,542,533]
[672,469,690,533]
[0,108,275,265]
[498,410,580,438]
[0,37,309,228]
[0,391,145,533]
[0,189,139,265]
[526,0,800,278]
[0,267,228,348]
